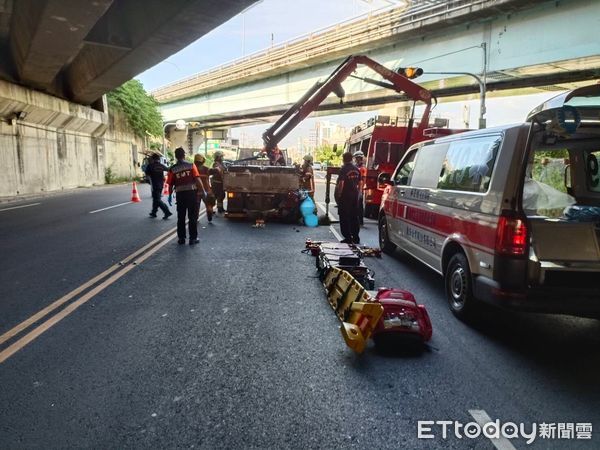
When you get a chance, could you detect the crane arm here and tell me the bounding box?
[261,54,433,153]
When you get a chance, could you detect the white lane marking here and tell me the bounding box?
[316,201,327,213]
[89,201,133,214]
[329,225,343,241]
[316,201,342,240]
[0,202,41,212]
[316,201,338,220]
[468,410,518,450]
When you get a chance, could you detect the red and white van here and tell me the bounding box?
[378,85,600,320]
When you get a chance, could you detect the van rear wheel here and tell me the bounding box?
[378,216,396,255]
[445,253,477,320]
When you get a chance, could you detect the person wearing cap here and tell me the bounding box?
[353,150,367,226]
[335,152,361,244]
[166,147,203,245]
[193,153,214,223]
[145,153,172,220]
[210,150,226,213]
[300,154,315,199]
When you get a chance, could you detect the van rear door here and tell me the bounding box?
[524,84,600,291]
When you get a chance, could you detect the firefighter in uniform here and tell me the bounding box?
[353,150,367,226]
[300,154,315,199]
[145,153,172,220]
[167,147,203,245]
[335,152,361,244]
[193,153,214,222]
[210,150,226,213]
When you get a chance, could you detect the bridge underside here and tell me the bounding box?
[0,0,258,105]
[156,0,600,129]
[182,64,600,129]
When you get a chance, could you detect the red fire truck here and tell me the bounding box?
[345,115,468,218]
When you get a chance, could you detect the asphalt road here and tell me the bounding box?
[1,178,599,449]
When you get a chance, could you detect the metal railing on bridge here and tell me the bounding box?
[151,0,502,103]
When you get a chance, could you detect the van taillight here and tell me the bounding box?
[495,214,528,256]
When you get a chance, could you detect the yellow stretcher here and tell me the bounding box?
[322,267,384,353]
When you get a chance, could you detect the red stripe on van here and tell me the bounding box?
[393,201,497,251]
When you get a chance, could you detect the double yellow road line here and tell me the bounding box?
[0,212,205,364]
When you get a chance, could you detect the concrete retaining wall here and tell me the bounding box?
[0,80,147,198]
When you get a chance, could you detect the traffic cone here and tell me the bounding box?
[162,181,169,196]
[131,181,141,203]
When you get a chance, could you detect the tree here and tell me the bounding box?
[315,144,343,167]
[107,80,163,138]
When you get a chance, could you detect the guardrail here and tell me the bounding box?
[151,0,494,103]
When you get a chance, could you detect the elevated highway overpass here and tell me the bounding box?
[154,0,600,129]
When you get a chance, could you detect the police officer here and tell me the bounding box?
[193,153,214,223]
[353,150,366,226]
[210,150,226,213]
[335,152,361,244]
[300,154,315,199]
[145,153,172,220]
[166,147,203,245]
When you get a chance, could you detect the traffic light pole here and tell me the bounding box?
[424,70,487,129]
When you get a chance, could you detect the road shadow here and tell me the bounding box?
[372,248,600,396]
[372,337,430,358]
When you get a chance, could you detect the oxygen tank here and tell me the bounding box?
[300,196,318,227]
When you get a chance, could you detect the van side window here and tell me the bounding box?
[586,150,600,192]
[393,150,417,185]
[409,143,449,188]
[530,149,570,193]
[523,148,575,217]
[437,136,502,193]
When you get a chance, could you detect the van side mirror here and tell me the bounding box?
[377,172,394,187]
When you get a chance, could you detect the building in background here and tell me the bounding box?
[314,120,348,149]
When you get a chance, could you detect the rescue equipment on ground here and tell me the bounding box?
[314,241,375,289]
[131,181,141,203]
[305,239,382,259]
[305,239,432,353]
[323,267,383,353]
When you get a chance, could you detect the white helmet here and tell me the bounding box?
[353,150,364,158]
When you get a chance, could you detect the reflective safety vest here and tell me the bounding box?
[358,164,367,192]
[167,161,199,192]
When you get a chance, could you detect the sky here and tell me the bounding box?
[136,0,558,149]
[137,0,400,91]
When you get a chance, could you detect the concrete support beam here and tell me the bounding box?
[67,0,257,105]
[9,0,113,90]
[0,79,108,136]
